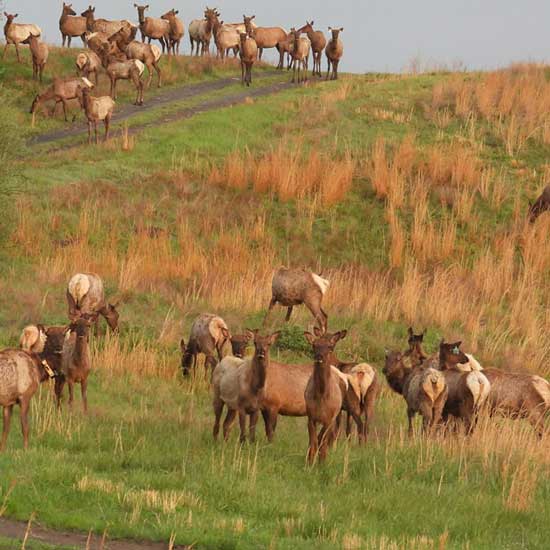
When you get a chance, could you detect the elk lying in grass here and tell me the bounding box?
[239,32,257,87]
[76,85,115,144]
[0,347,53,451]
[161,9,184,55]
[81,5,133,37]
[383,350,448,436]
[109,27,162,88]
[181,313,231,377]
[22,33,48,82]
[289,29,311,84]
[189,7,220,56]
[30,76,94,126]
[304,330,348,464]
[301,21,326,77]
[76,50,101,85]
[2,12,41,62]
[66,272,120,331]
[58,317,92,412]
[243,15,286,61]
[264,267,329,333]
[528,185,550,223]
[212,330,280,443]
[99,44,145,105]
[134,4,171,54]
[325,27,344,80]
[59,3,87,47]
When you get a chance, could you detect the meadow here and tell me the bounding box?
[1,48,550,549]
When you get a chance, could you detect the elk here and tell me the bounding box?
[239,32,257,86]
[76,50,102,85]
[300,21,326,77]
[528,185,550,223]
[134,4,171,54]
[80,5,133,37]
[180,313,231,377]
[276,32,293,70]
[109,27,162,88]
[85,31,110,56]
[383,350,448,436]
[66,272,120,331]
[2,12,41,62]
[325,27,344,80]
[22,33,48,82]
[58,317,93,412]
[161,9,184,55]
[212,330,280,443]
[59,3,87,47]
[230,333,253,359]
[29,77,94,126]
[304,330,349,464]
[0,347,53,451]
[76,85,115,144]
[189,8,219,56]
[214,22,240,61]
[264,267,329,333]
[99,44,145,105]
[289,28,310,84]
[243,15,286,61]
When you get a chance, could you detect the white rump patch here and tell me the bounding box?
[330,366,349,390]
[68,273,91,306]
[348,363,375,400]
[19,325,46,354]
[151,44,162,63]
[466,371,490,407]
[81,77,94,89]
[312,273,330,295]
[76,53,88,70]
[208,317,230,345]
[532,376,550,407]
[134,60,145,76]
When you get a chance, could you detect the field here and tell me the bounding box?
[1,46,550,549]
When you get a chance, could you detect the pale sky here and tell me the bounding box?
[3,0,549,73]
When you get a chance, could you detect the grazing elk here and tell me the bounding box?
[30,77,94,126]
[189,8,219,56]
[58,317,93,412]
[264,267,329,333]
[304,330,349,464]
[301,21,326,77]
[59,3,87,47]
[3,12,41,62]
[22,33,48,82]
[383,350,448,436]
[76,85,115,144]
[0,347,53,451]
[81,5,133,37]
[243,15,286,61]
[325,27,344,80]
[239,32,257,86]
[161,9,184,55]
[66,272,120,331]
[212,330,280,443]
[289,28,310,84]
[134,4,171,54]
[76,50,102,85]
[528,185,550,223]
[180,313,231,377]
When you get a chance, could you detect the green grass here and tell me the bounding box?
[1,50,550,549]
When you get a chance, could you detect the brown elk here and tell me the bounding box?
[189,8,220,56]
[81,5,133,37]
[59,3,87,47]
[161,9,185,55]
[76,85,115,144]
[22,33,48,82]
[2,12,41,62]
[239,32,257,86]
[325,27,344,80]
[243,15,286,61]
[264,267,329,332]
[289,28,310,84]
[300,21,326,77]
[134,4,171,54]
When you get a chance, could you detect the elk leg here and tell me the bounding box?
[1,405,13,452]
[351,412,365,444]
[284,306,293,322]
[307,418,318,465]
[529,411,546,439]
[241,61,245,85]
[62,34,66,47]
[60,98,69,121]
[87,120,92,144]
[333,60,339,80]
[326,58,331,80]
[249,410,259,443]
[20,398,30,449]
[238,411,247,444]
[263,298,277,327]
[81,378,88,414]
[68,35,72,48]
[317,425,329,462]
[68,381,75,410]
[104,113,111,142]
[213,398,223,440]
[15,43,21,63]
[407,408,415,437]
[222,409,236,441]
[363,392,376,441]
[154,62,161,87]
[261,409,273,442]
[94,121,99,145]
[54,376,66,409]
[2,43,9,59]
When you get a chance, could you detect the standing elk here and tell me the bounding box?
[528,185,550,223]
[264,267,329,333]
[189,8,219,56]
[243,15,286,61]
[134,4,171,54]
[325,27,344,80]
[239,32,257,86]
[180,313,231,377]
[66,272,120,331]
[76,50,102,85]
[22,33,48,82]
[80,5,134,37]
[2,12,41,62]
[289,28,310,84]
[300,21,326,77]
[76,85,115,144]
[59,3,87,47]
[161,9,185,55]
[212,330,280,443]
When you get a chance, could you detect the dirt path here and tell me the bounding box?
[0,517,191,549]
[29,72,297,148]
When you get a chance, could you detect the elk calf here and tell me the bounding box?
[23,33,48,82]
[325,27,344,80]
[239,32,257,86]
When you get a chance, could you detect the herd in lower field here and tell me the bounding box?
[2,268,550,465]
[2,3,344,143]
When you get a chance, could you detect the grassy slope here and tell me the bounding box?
[1,51,550,549]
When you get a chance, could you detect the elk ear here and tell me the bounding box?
[175,10,179,14]
[328,26,332,30]
[268,331,281,345]
[304,331,316,345]
[384,348,390,357]
[408,327,413,338]
[339,27,344,32]
[310,20,314,26]
[245,328,256,339]
[313,326,323,338]
[251,15,255,20]
[180,338,186,352]
[335,329,348,342]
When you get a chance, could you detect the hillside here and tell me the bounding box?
[1,48,550,549]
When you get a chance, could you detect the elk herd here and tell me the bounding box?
[3,266,549,465]
[2,4,345,143]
